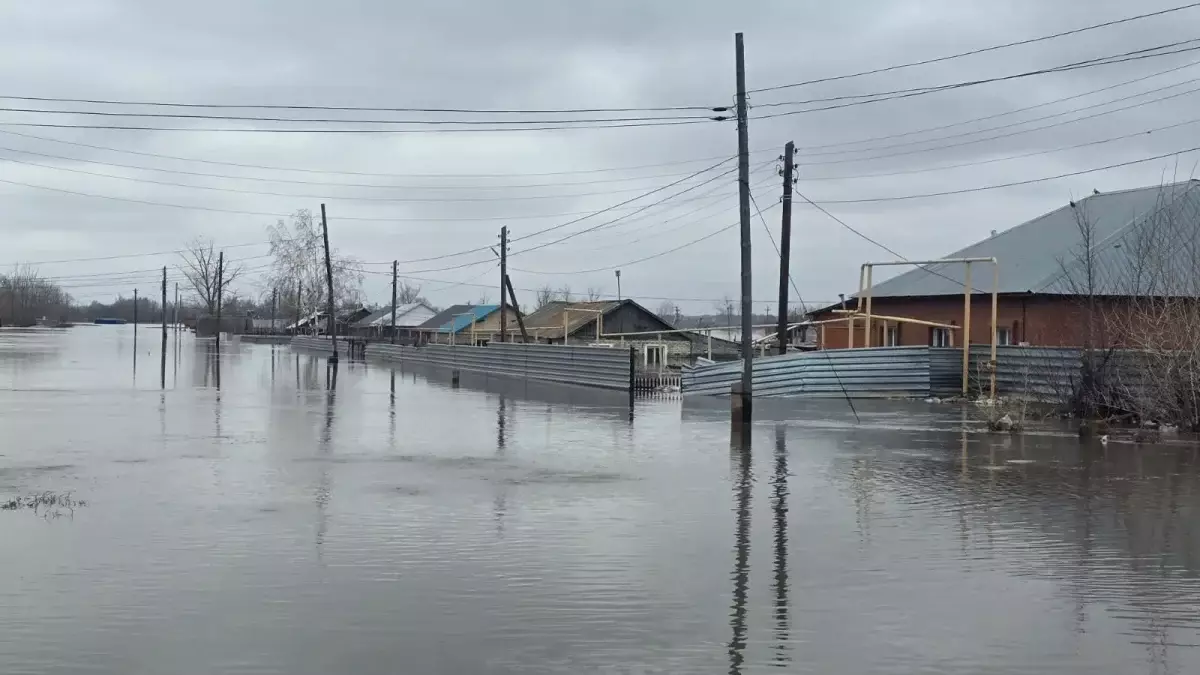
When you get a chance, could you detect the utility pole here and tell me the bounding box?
[271,287,277,335]
[734,32,754,422]
[503,274,529,343]
[296,279,302,336]
[174,283,179,334]
[215,251,223,341]
[499,226,508,342]
[161,267,167,341]
[133,288,138,349]
[615,269,622,335]
[320,203,338,364]
[390,260,398,344]
[161,267,167,389]
[776,140,795,356]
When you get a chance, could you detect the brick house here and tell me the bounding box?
[809,181,1200,348]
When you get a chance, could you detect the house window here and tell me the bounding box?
[931,327,952,347]
[644,344,665,367]
[996,328,1012,346]
[885,325,899,347]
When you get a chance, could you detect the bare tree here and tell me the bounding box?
[0,266,71,326]
[558,285,573,303]
[264,210,364,319]
[535,285,557,310]
[397,282,426,305]
[655,300,678,320]
[584,286,601,301]
[179,237,242,315]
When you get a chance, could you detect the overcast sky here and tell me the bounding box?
[2,0,1199,313]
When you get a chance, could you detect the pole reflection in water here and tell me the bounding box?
[159,331,166,390]
[315,356,336,558]
[771,425,791,667]
[388,369,396,446]
[728,440,752,675]
[494,395,508,536]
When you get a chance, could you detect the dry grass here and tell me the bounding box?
[1,491,86,518]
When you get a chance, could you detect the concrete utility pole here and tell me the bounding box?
[133,288,138,350]
[271,288,277,335]
[734,32,754,423]
[390,260,398,344]
[504,274,529,343]
[320,203,338,364]
[499,226,508,342]
[776,140,795,356]
[174,283,179,334]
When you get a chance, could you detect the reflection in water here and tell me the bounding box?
[728,444,752,675]
[159,330,166,390]
[11,330,1200,673]
[771,425,791,668]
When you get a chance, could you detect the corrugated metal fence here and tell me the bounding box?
[367,343,632,391]
[288,336,633,391]
[682,344,1155,401]
[682,346,932,398]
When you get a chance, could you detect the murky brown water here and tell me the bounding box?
[2,326,1200,674]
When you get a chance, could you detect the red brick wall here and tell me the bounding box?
[812,295,1111,348]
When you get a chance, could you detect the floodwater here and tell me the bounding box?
[2,326,1200,674]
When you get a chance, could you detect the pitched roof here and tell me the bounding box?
[417,304,500,333]
[860,181,1200,299]
[353,302,435,328]
[522,299,673,339]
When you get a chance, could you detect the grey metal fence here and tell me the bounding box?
[290,336,338,352]
[681,346,932,398]
[367,342,633,391]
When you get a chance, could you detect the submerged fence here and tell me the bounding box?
[682,346,932,398]
[290,336,634,392]
[682,344,1128,400]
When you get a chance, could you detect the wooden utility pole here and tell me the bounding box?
[215,251,223,343]
[734,32,754,422]
[320,203,338,364]
[295,279,302,336]
[776,141,795,356]
[390,260,398,344]
[271,288,277,334]
[161,267,167,341]
[133,288,138,350]
[174,283,179,334]
[499,226,508,342]
[161,267,167,389]
[504,274,529,343]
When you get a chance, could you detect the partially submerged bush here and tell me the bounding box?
[1,491,86,517]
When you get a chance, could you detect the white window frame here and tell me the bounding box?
[996,327,1012,346]
[931,327,952,348]
[885,325,899,347]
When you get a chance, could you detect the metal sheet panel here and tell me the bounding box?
[682,346,932,398]
[366,342,633,391]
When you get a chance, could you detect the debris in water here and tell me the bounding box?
[1,491,86,517]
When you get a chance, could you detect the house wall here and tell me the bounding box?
[811,295,1116,348]
[575,303,677,340]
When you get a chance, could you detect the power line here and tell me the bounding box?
[0,152,733,203]
[794,81,1200,167]
[753,41,1200,118]
[799,115,1200,182]
[785,58,1200,152]
[511,202,780,276]
[0,95,717,115]
[800,145,1200,204]
[794,76,1200,160]
[0,117,721,134]
[0,105,718,126]
[0,142,737,189]
[0,239,273,267]
[0,127,770,178]
[748,2,1200,93]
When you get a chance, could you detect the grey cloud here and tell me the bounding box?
[1,0,1199,309]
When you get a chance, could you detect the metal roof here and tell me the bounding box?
[862,181,1200,298]
[418,304,499,333]
[354,302,436,328]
